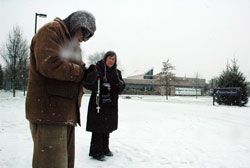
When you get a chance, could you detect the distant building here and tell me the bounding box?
[125,69,156,93]
[124,68,206,96]
[127,68,154,80]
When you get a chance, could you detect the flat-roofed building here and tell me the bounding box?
[124,68,206,96]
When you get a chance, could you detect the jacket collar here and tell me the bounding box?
[54,17,71,40]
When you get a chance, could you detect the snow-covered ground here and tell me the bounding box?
[1,90,250,168]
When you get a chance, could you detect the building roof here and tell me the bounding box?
[127,68,153,79]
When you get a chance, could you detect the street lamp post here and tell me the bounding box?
[166,78,168,100]
[12,53,16,97]
[35,13,47,34]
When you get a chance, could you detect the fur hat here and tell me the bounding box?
[64,10,96,36]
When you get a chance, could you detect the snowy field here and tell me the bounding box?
[1,90,250,168]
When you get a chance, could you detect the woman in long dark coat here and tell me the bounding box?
[84,51,125,161]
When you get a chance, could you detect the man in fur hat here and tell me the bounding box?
[26,10,96,168]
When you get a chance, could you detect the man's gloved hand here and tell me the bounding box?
[82,64,98,85]
[80,64,87,72]
[87,64,96,73]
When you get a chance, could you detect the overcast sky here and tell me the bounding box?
[1,0,250,81]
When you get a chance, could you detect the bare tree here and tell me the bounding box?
[160,59,175,100]
[0,26,29,97]
[87,51,106,65]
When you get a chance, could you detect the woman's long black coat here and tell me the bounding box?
[84,60,125,133]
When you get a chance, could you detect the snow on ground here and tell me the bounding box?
[0,90,250,168]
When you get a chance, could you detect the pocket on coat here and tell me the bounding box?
[45,79,79,99]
